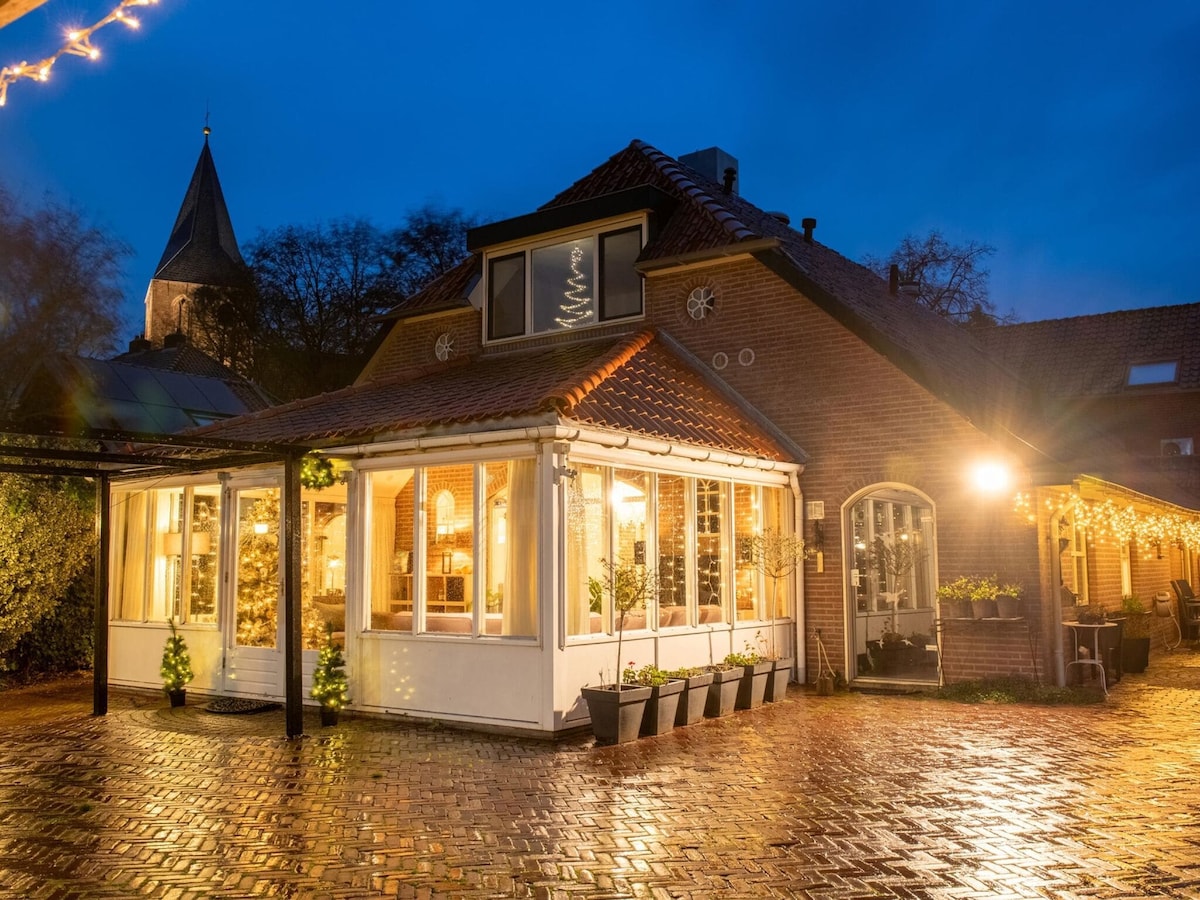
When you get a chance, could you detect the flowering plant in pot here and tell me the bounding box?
[310,624,349,726]
[160,618,193,707]
[580,559,659,744]
[937,574,999,619]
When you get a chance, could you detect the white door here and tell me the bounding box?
[221,482,284,697]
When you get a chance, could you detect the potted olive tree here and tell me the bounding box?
[160,618,193,707]
[580,559,659,744]
[751,529,807,701]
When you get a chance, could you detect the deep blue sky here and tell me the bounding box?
[2,1,1198,340]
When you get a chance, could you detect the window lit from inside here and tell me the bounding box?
[487,224,643,340]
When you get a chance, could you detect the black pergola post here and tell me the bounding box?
[93,474,110,716]
[283,453,303,737]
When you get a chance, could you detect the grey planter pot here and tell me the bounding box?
[1122,636,1151,674]
[704,666,742,718]
[674,671,715,726]
[995,594,1021,618]
[765,657,794,702]
[735,660,774,709]
[582,684,652,744]
[640,679,685,736]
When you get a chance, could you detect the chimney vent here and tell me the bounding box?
[163,331,187,349]
[898,280,920,299]
[888,264,900,295]
[678,147,740,195]
[127,335,152,354]
[801,217,816,243]
[767,211,791,226]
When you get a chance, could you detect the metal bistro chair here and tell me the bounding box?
[1170,580,1200,642]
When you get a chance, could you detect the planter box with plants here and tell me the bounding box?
[703,664,742,717]
[666,666,715,726]
[727,649,772,709]
[581,558,660,744]
[1119,594,1151,674]
[623,664,685,737]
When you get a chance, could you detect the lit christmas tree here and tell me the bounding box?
[310,625,349,712]
[554,245,591,328]
[160,618,193,694]
[236,491,325,647]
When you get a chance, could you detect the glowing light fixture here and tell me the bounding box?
[970,461,1011,494]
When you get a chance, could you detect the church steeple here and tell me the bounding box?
[145,126,249,347]
[153,126,246,286]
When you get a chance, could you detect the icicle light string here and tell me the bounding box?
[1,0,161,108]
[1014,490,1200,554]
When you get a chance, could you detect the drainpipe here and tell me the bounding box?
[790,470,807,687]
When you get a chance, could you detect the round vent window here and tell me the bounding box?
[738,348,755,366]
[712,351,729,370]
[434,332,454,362]
[687,285,717,320]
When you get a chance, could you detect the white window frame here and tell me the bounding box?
[483,216,646,344]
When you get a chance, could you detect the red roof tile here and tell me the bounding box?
[192,332,794,462]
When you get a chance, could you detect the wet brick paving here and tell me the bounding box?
[1,650,1199,899]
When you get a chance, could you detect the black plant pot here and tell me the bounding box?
[319,706,340,727]
[674,672,715,726]
[765,657,794,702]
[704,666,742,718]
[1122,636,1151,674]
[735,661,773,709]
[167,689,186,708]
[640,679,685,737]
[582,684,652,744]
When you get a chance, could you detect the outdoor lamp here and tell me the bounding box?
[970,460,1011,494]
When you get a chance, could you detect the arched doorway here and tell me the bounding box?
[845,486,938,684]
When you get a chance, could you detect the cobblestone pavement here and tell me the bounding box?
[2,650,1199,900]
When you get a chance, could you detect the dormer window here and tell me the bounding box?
[1127,361,1178,386]
[486,221,643,341]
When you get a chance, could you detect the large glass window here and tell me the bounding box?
[613,469,650,632]
[656,475,689,622]
[733,483,761,622]
[487,253,525,340]
[365,460,537,638]
[567,463,609,636]
[235,488,280,648]
[485,223,643,341]
[696,479,728,622]
[302,491,347,650]
[110,484,220,624]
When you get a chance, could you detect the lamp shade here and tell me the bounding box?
[162,531,183,556]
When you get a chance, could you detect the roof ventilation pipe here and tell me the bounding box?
[889,264,900,295]
[801,217,816,243]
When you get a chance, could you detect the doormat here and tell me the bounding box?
[204,697,281,715]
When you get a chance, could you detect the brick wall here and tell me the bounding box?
[362,309,483,383]
[645,258,1042,683]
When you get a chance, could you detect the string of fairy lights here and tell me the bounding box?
[0,0,160,108]
[1014,489,1200,556]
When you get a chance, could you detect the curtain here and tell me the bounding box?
[115,492,148,621]
[371,490,396,615]
[503,459,538,636]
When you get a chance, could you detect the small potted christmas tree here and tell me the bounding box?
[310,624,349,726]
[161,618,193,707]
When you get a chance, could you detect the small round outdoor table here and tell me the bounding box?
[1063,621,1118,695]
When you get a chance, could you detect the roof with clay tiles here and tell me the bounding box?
[980,303,1200,396]
[192,331,797,462]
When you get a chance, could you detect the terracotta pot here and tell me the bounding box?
[581,684,652,744]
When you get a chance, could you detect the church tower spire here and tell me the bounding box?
[143,125,248,347]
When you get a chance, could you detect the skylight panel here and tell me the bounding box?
[1127,361,1178,386]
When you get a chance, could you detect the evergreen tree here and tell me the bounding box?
[310,625,348,710]
[160,618,193,693]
